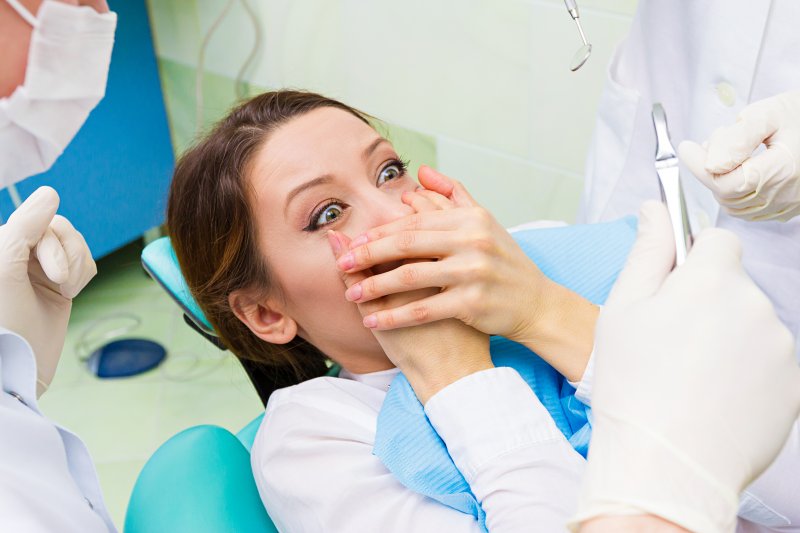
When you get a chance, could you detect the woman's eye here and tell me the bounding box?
[304,199,350,232]
[377,162,405,186]
[315,203,345,227]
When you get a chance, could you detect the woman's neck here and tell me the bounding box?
[335,354,396,375]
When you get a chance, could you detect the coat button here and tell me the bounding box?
[7,391,28,407]
[716,82,737,107]
[693,209,712,230]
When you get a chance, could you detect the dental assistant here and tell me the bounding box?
[0,0,116,530]
[580,1,800,529]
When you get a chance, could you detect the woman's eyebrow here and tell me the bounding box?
[363,137,389,161]
[283,138,388,216]
[284,174,333,216]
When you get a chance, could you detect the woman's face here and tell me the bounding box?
[248,107,417,372]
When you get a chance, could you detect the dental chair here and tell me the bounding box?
[126,237,294,532]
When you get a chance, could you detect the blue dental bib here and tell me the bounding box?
[373,217,638,530]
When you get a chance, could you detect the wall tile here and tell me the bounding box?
[338,0,535,159]
[373,121,438,180]
[193,0,348,99]
[532,0,638,17]
[147,0,632,216]
[526,3,632,174]
[437,135,583,226]
[146,0,201,65]
[158,58,259,155]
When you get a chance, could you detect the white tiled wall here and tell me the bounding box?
[148,0,636,225]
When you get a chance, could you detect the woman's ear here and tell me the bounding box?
[229,290,297,345]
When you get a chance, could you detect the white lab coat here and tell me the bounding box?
[251,365,590,532]
[0,328,114,532]
[580,1,800,530]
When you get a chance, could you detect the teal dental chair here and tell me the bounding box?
[127,237,327,532]
[125,415,275,532]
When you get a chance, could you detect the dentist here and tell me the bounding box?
[0,0,116,530]
[580,1,800,529]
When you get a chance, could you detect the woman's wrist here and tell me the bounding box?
[405,358,495,405]
[516,280,599,383]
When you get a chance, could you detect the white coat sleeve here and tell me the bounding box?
[251,369,584,532]
[425,367,586,532]
[567,348,595,407]
[0,328,113,532]
[738,418,800,530]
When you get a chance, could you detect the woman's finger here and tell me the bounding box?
[401,190,443,213]
[414,189,454,210]
[417,165,455,197]
[346,261,455,303]
[449,179,480,208]
[350,210,459,249]
[362,291,465,330]
[328,230,370,288]
[338,230,459,272]
[349,205,492,250]
[418,165,480,208]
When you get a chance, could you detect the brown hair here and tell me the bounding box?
[167,90,372,401]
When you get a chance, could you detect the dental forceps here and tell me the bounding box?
[652,103,693,266]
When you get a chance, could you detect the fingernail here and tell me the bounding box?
[349,234,368,249]
[337,252,355,270]
[327,231,342,256]
[363,315,377,328]
[345,283,362,301]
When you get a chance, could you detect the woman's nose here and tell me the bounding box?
[365,189,415,227]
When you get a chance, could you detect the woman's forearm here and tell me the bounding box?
[516,280,599,383]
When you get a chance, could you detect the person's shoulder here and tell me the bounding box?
[250,377,394,531]
[266,375,386,416]
[252,376,384,456]
[250,377,385,509]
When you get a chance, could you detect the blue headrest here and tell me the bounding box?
[141,237,214,333]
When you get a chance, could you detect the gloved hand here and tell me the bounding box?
[679,91,800,222]
[0,187,96,397]
[572,201,800,533]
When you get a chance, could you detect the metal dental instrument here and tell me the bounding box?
[564,0,592,71]
[652,103,693,266]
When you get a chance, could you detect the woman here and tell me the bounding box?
[167,91,599,531]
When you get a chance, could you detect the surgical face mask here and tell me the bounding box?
[0,0,117,188]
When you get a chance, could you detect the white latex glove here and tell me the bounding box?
[679,91,800,222]
[0,186,96,397]
[572,201,800,533]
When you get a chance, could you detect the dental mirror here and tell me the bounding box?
[571,43,592,72]
[564,0,592,71]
